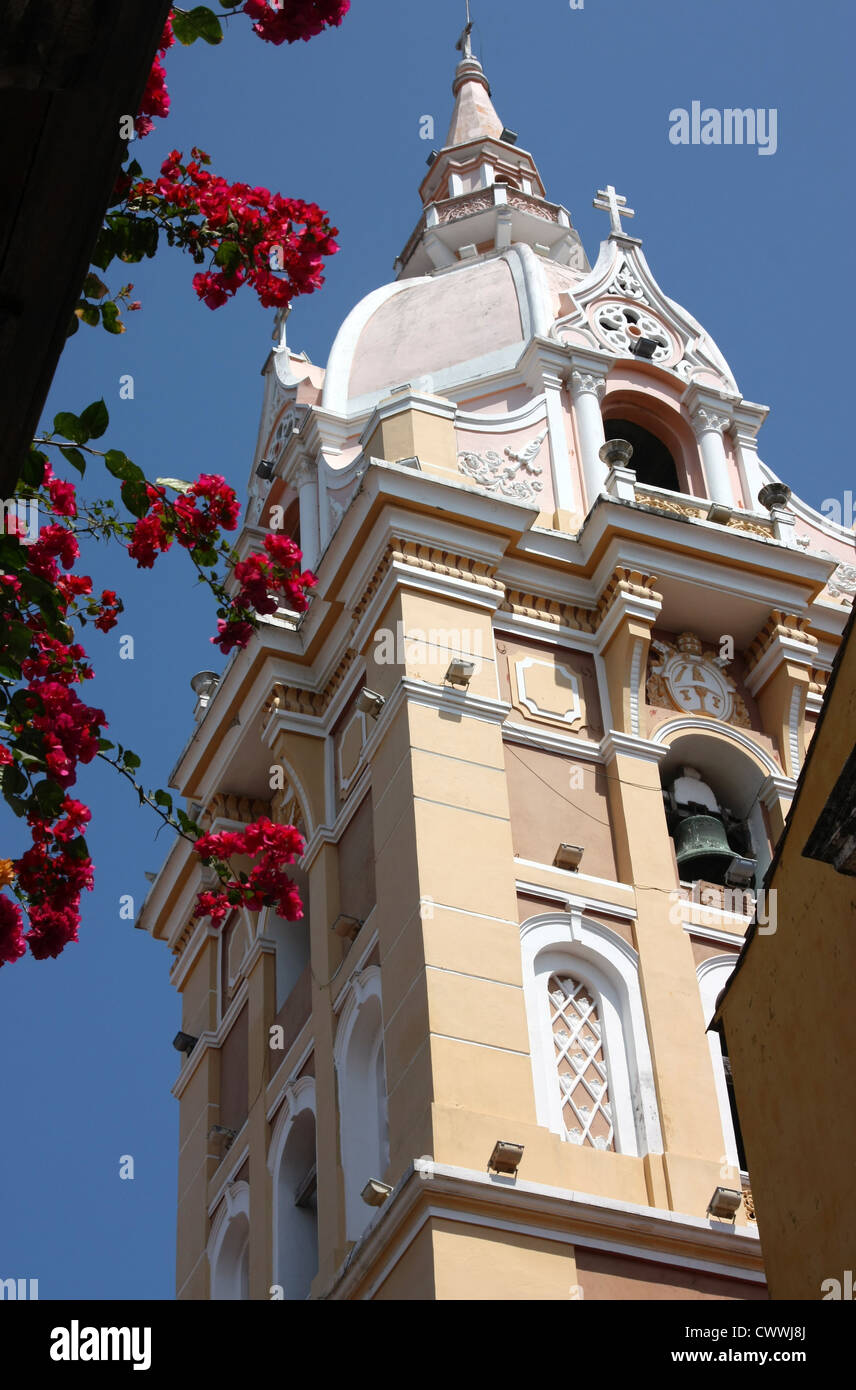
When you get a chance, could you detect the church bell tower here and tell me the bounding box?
[140,12,855,1301]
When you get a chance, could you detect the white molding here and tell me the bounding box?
[207,1179,250,1301]
[682,922,746,947]
[519,911,663,1158]
[650,717,782,776]
[514,656,582,725]
[502,719,603,761]
[697,956,741,1173]
[600,730,670,765]
[515,873,637,918]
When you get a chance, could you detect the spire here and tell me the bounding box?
[446,3,504,147]
[396,6,589,279]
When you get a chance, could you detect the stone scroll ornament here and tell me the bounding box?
[457,430,548,503]
[646,632,751,727]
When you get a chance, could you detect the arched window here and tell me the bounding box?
[208,1181,251,1300]
[333,967,389,1240]
[604,417,680,492]
[521,913,662,1158]
[269,1079,318,1300]
[548,974,614,1149]
[698,956,746,1174]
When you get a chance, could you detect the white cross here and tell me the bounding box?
[593,184,635,237]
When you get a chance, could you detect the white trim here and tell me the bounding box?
[650,717,782,776]
[697,956,741,1174]
[268,1076,317,1297]
[207,1180,250,1301]
[628,638,644,737]
[503,720,602,761]
[514,656,582,725]
[520,911,663,1157]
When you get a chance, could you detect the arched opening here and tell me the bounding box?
[698,958,747,1175]
[604,417,680,492]
[520,914,663,1158]
[209,1187,251,1301]
[335,975,389,1241]
[658,732,773,892]
[274,1107,318,1300]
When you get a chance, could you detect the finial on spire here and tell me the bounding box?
[456,0,474,61]
[593,184,636,237]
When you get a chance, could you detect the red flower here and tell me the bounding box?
[0,896,26,966]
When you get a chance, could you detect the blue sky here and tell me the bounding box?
[1,0,853,1299]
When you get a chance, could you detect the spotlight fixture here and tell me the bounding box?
[361,1179,393,1207]
[172,1031,198,1056]
[444,657,476,687]
[724,855,757,889]
[630,336,659,360]
[208,1124,237,1146]
[500,127,519,145]
[256,459,275,480]
[553,843,584,872]
[706,1186,743,1221]
[331,913,363,943]
[356,687,385,719]
[425,150,438,168]
[707,501,732,525]
[488,1140,524,1176]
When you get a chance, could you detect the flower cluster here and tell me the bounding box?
[243,0,350,45]
[215,532,316,654]
[15,800,94,960]
[127,150,339,310]
[128,474,241,568]
[136,15,175,139]
[194,817,305,925]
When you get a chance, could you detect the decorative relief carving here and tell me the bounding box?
[201,794,272,830]
[647,632,751,727]
[264,650,358,720]
[507,191,559,222]
[633,489,774,538]
[500,590,597,632]
[745,611,818,674]
[822,553,856,602]
[569,369,607,400]
[605,259,646,302]
[437,193,493,223]
[592,301,672,363]
[457,430,547,503]
[515,656,582,726]
[691,406,731,437]
[595,568,662,628]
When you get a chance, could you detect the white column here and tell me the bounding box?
[542,369,579,514]
[570,367,608,510]
[731,402,769,512]
[690,405,734,506]
[293,459,320,571]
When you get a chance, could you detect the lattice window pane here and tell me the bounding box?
[548,974,614,1150]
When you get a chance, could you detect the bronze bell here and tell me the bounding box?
[673,813,733,885]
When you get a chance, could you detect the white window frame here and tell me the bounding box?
[697,954,742,1175]
[521,911,663,1158]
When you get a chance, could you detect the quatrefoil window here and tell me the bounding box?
[593,303,672,362]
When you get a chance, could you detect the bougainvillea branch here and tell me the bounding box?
[0,406,315,966]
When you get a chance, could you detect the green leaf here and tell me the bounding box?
[53,411,87,445]
[98,738,115,752]
[60,446,86,477]
[154,789,173,813]
[155,477,193,494]
[65,836,90,862]
[176,809,201,836]
[92,228,117,271]
[120,478,150,519]
[83,273,109,301]
[173,6,223,44]
[75,301,101,327]
[32,778,64,817]
[80,399,109,439]
[21,447,46,488]
[214,240,242,274]
[104,450,144,484]
[122,750,141,771]
[101,301,125,335]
